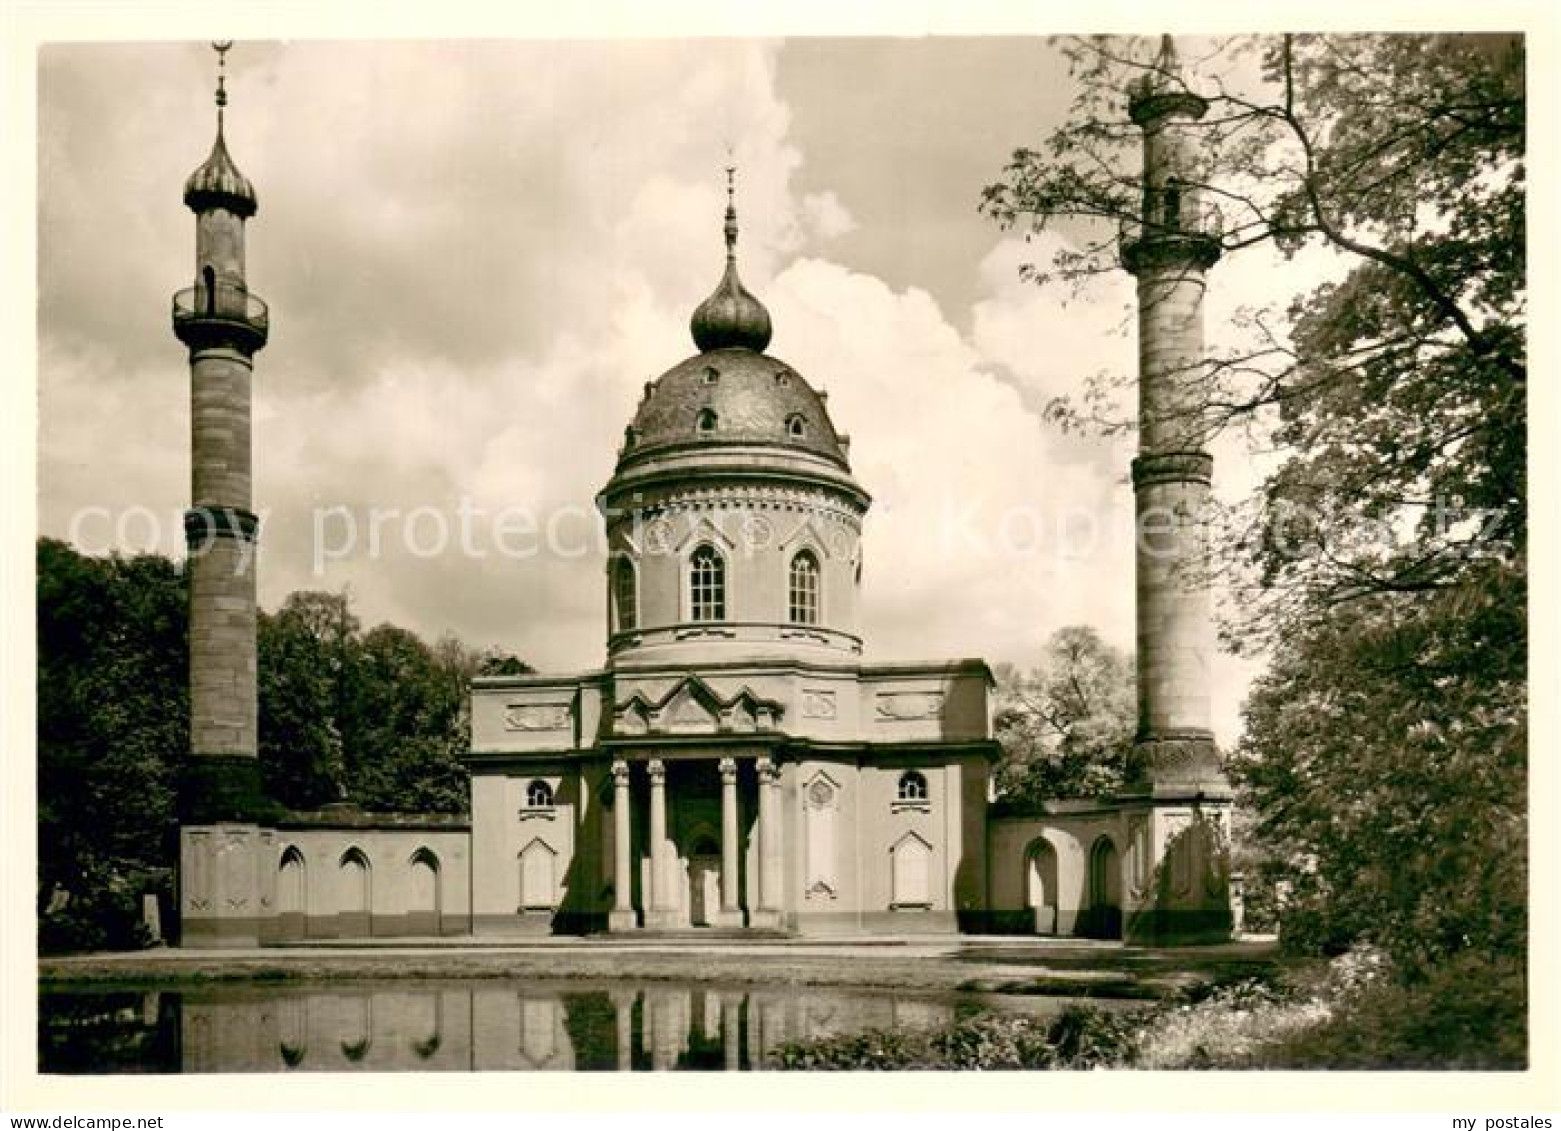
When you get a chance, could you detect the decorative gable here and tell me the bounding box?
[611,675,784,737]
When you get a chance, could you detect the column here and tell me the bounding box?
[608,760,636,931]
[751,756,782,929]
[645,759,677,928]
[716,757,742,927]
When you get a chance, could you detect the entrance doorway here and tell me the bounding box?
[687,835,720,927]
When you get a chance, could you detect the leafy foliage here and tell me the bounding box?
[992,626,1135,809]
[37,538,185,953]
[769,1004,1138,1071]
[37,538,524,951]
[1233,557,1525,976]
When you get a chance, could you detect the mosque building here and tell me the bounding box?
[171,41,1235,948]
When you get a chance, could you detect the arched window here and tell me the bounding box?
[786,413,807,438]
[525,780,554,809]
[202,264,216,314]
[789,550,820,625]
[897,770,928,802]
[702,365,720,385]
[613,558,637,632]
[690,544,726,621]
[697,408,718,434]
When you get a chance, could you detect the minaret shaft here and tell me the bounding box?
[174,43,272,948]
[1115,37,1234,946]
[1121,60,1225,789]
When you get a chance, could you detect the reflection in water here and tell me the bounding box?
[39,979,1090,1074]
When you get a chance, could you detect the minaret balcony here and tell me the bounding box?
[172,281,269,352]
[1119,208,1223,274]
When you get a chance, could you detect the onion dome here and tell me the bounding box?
[689,168,771,352]
[183,43,257,217]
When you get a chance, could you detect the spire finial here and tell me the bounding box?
[213,40,232,132]
[723,161,738,260]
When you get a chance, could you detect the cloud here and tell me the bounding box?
[768,257,1138,670]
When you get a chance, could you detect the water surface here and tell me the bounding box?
[40,978,1099,1073]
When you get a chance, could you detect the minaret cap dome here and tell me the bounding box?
[184,130,258,218]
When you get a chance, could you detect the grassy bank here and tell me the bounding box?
[767,947,1526,1070]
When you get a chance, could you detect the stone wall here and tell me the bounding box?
[267,820,471,940]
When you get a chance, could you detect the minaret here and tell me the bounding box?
[173,42,274,948]
[1118,36,1233,944]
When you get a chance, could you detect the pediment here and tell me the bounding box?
[779,516,832,559]
[611,675,783,736]
[674,514,738,555]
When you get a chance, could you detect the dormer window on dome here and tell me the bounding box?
[786,414,807,438]
[697,408,718,434]
[703,366,720,385]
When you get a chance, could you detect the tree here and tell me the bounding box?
[982,34,1526,1012]
[37,538,185,951]
[1237,558,1524,975]
[338,623,472,814]
[257,594,350,809]
[993,626,1135,810]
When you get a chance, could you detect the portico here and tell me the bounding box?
[607,748,785,931]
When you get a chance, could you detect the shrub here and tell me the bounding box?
[770,1005,1139,1071]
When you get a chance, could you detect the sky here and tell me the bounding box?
[30,34,1341,749]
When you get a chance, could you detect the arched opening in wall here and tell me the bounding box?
[338,847,372,938]
[1025,839,1060,935]
[789,550,820,625]
[896,770,929,805]
[278,846,307,939]
[890,831,932,910]
[202,264,216,313]
[613,557,638,632]
[409,847,441,937]
[785,413,807,438]
[689,544,726,622]
[1086,836,1121,939]
[697,408,719,434]
[519,838,558,914]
